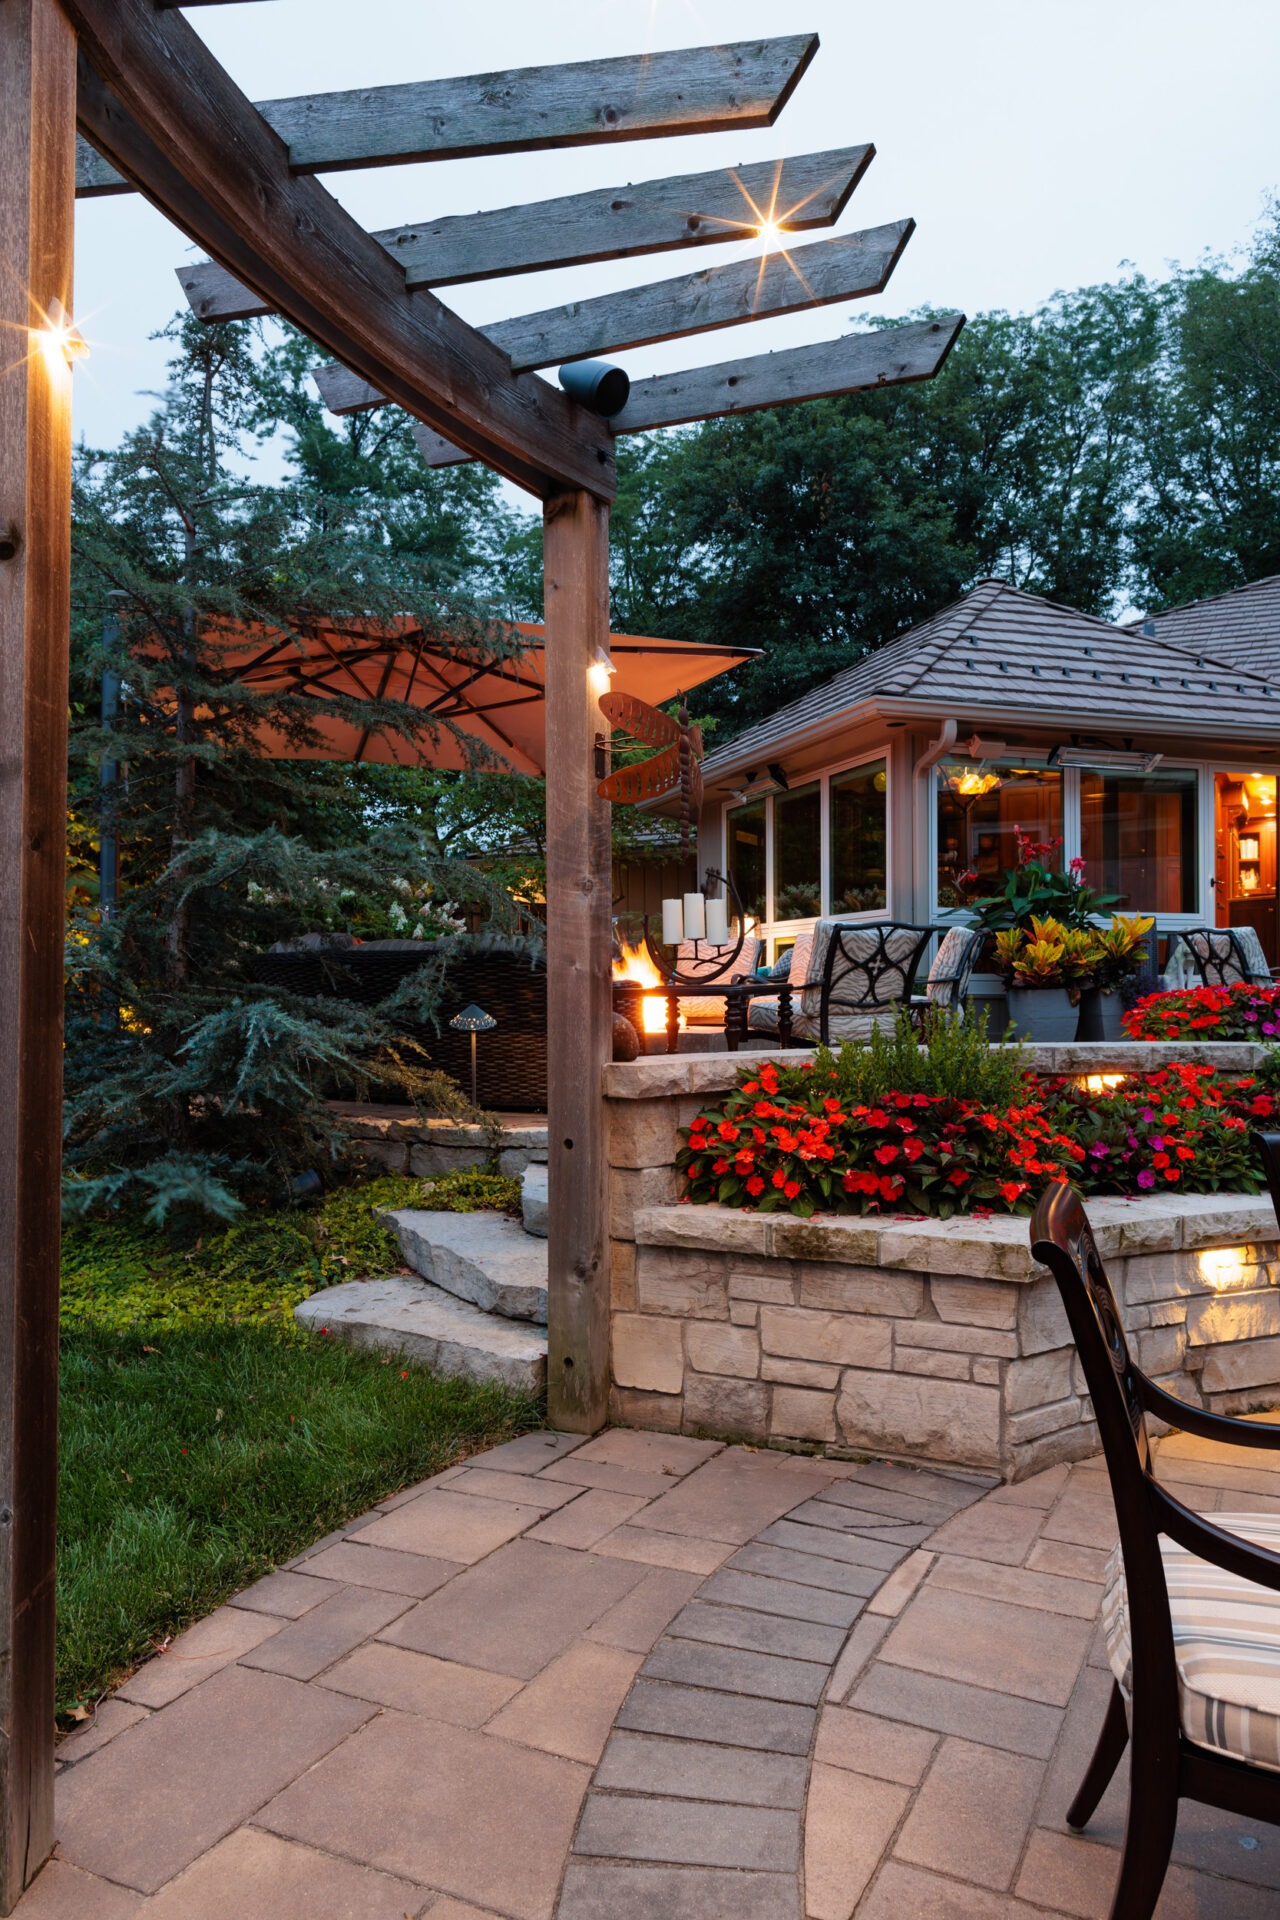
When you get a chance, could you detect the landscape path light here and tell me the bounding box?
[449,1003,497,1107]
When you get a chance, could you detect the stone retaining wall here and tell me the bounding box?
[602,1043,1280,1479]
[336,1106,547,1179]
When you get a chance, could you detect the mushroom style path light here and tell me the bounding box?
[2,3,965,1896]
[449,1003,497,1109]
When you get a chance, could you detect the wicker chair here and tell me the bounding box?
[255,936,548,1109]
[1030,1175,1280,1920]
[1165,926,1273,989]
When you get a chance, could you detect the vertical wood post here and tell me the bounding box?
[543,489,612,1432]
[0,0,77,1903]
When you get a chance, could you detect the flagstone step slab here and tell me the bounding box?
[386,1209,549,1322]
[522,1165,549,1239]
[294,1275,546,1393]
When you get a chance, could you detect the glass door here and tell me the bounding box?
[1214,771,1278,963]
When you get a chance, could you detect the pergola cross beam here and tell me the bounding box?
[76,33,819,195]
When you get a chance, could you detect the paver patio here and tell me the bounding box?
[20,1422,1280,1917]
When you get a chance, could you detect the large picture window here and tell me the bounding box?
[1080,767,1197,913]
[772,782,821,921]
[830,761,887,913]
[936,761,1062,910]
[726,799,767,922]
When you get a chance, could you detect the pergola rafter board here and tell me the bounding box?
[77,33,819,194]
[66,2,614,501]
[175,144,874,322]
[399,317,965,469]
[314,220,915,413]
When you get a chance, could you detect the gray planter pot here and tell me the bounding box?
[1006,986,1079,1042]
[1076,988,1127,1043]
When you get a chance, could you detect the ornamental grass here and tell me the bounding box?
[678,1039,1279,1220]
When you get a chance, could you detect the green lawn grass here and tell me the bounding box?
[58,1170,538,1716]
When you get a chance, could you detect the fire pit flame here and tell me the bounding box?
[613,935,681,1035]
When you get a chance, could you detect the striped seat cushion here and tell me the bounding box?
[1102,1513,1280,1771]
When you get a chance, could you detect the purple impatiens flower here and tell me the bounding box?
[1137,1169,1156,1189]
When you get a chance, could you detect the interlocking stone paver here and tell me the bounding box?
[473,1430,588,1474]
[812,1704,938,1785]
[757,1516,907,1571]
[641,1638,828,1706]
[925,1499,1048,1565]
[988,1463,1071,1507]
[228,1569,344,1618]
[696,1567,864,1628]
[575,1792,798,1871]
[9,1861,142,1918]
[558,1861,799,1920]
[567,1429,723,1475]
[849,1663,1063,1758]
[616,1678,816,1754]
[894,1736,1045,1890]
[294,1539,463,1597]
[486,1640,643,1763]
[258,1710,589,1920]
[584,1566,702,1652]
[239,1584,412,1680]
[866,1549,936,1618]
[816,1478,957,1525]
[855,1861,1051,1919]
[728,1540,885,1597]
[804,1762,909,1920]
[826,1613,892,1702]
[1038,1476,1118,1549]
[853,1461,993,1510]
[667,1599,846,1663]
[592,1526,732,1574]
[318,1641,522,1723]
[380,1539,645,1678]
[55,1665,372,1893]
[626,1452,831,1545]
[785,1496,931,1544]
[538,1457,690,1499]
[444,1466,585,1511]
[140,1827,430,1919]
[116,1604,286,1707]
[55,1699,149,1765]
[877,1585,1092,1706]
[595,1730,807,1808]
[353,1487,544,1562]
[528,1489,649,1548]
[930,1552,1102,1618]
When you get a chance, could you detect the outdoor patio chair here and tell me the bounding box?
[1165,925,1274,989]
[673,934,762,1033]
[746,920,936,1046]
[1029,1178,1280,1920]
[909,924,986,1021]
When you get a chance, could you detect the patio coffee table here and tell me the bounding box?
[658,977,792,1053]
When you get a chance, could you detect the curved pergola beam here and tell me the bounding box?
[66,0,615,501]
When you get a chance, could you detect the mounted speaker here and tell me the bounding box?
[558,359,630,417]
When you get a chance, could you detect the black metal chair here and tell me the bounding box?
[810,920,938,1044]
[909,924,986,1024]
[1166,926,1274,988]
[1030,1172,1280,1920]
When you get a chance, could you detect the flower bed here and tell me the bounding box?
[1124,980,1280,1041]
[678,1056,1278,1219]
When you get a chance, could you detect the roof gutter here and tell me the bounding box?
[912,716,958,780]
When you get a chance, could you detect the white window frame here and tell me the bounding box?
[721,745,891,959]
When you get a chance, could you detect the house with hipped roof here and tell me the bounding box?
[691,575,1280,990]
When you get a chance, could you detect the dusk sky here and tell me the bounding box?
[71,0,1280,482]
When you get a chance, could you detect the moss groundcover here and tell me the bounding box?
[59,1170,537,1719]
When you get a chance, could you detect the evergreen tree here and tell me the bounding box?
[67,315,525,1224]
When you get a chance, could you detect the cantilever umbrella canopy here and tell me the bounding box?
[199,618,755,775]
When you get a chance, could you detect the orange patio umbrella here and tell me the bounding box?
[196,618,754,775]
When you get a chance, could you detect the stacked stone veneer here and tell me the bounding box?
[339,1108,548,1179]
[603,1043,1280,1481]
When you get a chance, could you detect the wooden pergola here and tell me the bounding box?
[0,1,962,1900]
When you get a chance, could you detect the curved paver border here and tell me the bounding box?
[556,1459,993,1919]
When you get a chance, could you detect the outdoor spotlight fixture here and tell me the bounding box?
[449,1003,497,1107]
[558,359,631,417]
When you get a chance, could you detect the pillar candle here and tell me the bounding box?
[662,898,685,944]
[683,892,706,941]
[704,898,730,946]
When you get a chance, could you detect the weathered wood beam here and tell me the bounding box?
[543,491,612,1434]
[0,1,75,1905]
[611,313,966,431]
[66,2,615,501]
[76,33,818,196]
[315,219,915,413]
[405,314,966,467]
[176,145,874,320]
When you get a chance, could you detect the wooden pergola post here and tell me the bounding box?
[0,0,77,1903]
[543,490,612,1432]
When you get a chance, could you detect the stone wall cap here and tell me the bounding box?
[635,1190,1278,1283]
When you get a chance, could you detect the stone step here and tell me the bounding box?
[295,1276,546,1394]
[522,1165,548,1239]
[385,1208,549,1323]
